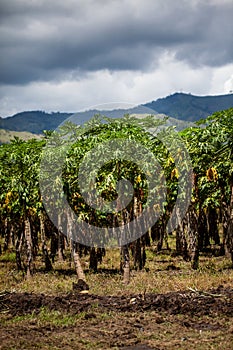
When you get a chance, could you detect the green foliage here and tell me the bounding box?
[39,114,176,238]
[0,138,45,219]
[1,108,232,219]
[180,108,233,208]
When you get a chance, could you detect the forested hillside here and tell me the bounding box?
[0,111,72,134]
[145,92,233,121]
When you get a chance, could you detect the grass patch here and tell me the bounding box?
[2,307,88,327]
[0,251,16,263]
[0,246,232,296]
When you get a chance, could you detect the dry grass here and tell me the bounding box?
[0,244,232,296]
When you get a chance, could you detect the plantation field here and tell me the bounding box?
[0,109,233,349]
[0,246,232,350]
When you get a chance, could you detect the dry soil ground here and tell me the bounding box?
[0,248,233,349]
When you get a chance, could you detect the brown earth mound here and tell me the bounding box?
[1,285,232,317]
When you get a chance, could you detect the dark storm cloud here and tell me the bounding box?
[0,0,232,85]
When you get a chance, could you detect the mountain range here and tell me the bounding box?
[0,92,232,135]
[144,92,233,121]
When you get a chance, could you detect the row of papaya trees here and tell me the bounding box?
[0,108,232,285]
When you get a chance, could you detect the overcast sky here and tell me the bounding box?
[0,0,233,117]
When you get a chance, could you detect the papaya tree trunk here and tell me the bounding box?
[40,213,53,271]
[89,247,98,272]
[133,238,142,270]
[73,242,86,281]
[156,217,167,252]
[207,207,220,245]
[16,229,23,271]
[24,217,33,278]
[220,202,229,256]
[57,213,65,261]
[3,218,11,252]
[198,208,209,251]
[175,208,182,254]
[187,207,199,270]
[67,211,86,282]
[121,244,130,284]
[226,184,233,266]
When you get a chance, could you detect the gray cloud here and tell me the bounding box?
[0,0,233,85]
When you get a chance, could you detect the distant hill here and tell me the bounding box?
[0,111,72,134]
[0,93,232,135]
[0,106,191,135]
[0,129,42,144]
[66,106,193,131]
[144,92,233,121]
